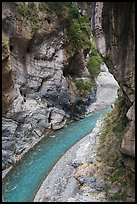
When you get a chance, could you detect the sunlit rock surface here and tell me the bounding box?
[2,2,91,170]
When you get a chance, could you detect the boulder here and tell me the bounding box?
[50,107,66,130]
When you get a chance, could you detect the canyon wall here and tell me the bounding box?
[90,2,135,171]
[2,2,134,175]
[2,2,94,170]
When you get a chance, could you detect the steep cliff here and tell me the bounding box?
[2,2,102,171]
[89,2,135,202]
[90,1,135,171]
[2,2,135,202]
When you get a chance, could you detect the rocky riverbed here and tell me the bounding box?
[34,118,107,202]
[34,68,119,202]
[34,116,111,202]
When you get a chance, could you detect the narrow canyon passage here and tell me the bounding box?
[34,67,119,202]
[2,2,135,202]
[2,68,119,202]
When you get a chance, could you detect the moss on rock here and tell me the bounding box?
[2,36,9,61]
[87,41,103,79]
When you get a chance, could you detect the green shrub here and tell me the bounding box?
[67,76,93,98]
[44,2,70,19]
[65,3,91,50]
[91,41,99,56]
[36,2,91,51]
[16,3,40,27]
[2,36,9,60]
[66,18,83,48]
[38,2,49,12]
[86,40,103,80]
[68,4,80,19]
[75,79,91,91]
[111,191,125,201]
[112,120,126,133]
[109,168,125,182]
[87,55,102,78]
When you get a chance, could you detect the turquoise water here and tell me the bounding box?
[2,108,111,202]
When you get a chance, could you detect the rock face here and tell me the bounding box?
[2,2,91,170]
[2,35,13,115]
[90,2,135,170]
[2,2,134,175]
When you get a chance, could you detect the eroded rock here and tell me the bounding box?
[91,2,135,170]
[2,2,91,171]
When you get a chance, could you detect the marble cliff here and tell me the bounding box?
[2,2,135,177]
[2,2,97,170]
[90,2,135,171]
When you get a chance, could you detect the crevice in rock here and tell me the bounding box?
[48,110,52,124]
[9,44,13,52]
[63,53,78,77]
[44,16,51,24]
[2,116,19,125]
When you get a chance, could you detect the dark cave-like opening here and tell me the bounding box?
[9,44,13,52]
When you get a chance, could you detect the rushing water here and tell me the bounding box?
[2,108,111,202]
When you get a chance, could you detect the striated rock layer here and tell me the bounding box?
[90,2,135,171]
[2,2,92,171]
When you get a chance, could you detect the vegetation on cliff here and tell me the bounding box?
[98,93,129,167]
[87,42,103,78]
[98,90,134,201]
[16,2,40,32]
[2,35,13,114]
[66,76,93,98]
[2,36,9,61]
[15,2,103,98]
[40,2,91,51]
[65,3,91,51]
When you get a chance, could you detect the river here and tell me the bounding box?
[2,68,119,202]
[2,108,111,202]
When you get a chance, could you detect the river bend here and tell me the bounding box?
[2,108,111,202]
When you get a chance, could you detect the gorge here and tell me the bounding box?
[2,2,135,202]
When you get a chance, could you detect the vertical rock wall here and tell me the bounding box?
[2,2,92,171]
[91,2,135,170]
